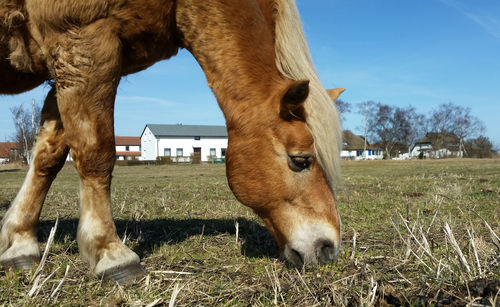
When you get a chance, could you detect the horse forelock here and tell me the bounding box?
[272,0,342,190]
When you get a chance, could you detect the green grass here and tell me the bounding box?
[0,159,499,306]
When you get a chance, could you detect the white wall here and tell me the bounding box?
[157,136,228,162]
[341,149,383,160]
[116,145,140,152]
[341,150,357,159]
[141,127,157,160]
[411,143,431,157]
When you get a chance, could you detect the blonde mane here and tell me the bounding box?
[273,0,342,190]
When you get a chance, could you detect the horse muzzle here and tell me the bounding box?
[282,222,341,267]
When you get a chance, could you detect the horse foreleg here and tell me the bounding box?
[0,87,69,269]
[51,22,145,284]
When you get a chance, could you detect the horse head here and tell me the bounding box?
[225,80,343,267]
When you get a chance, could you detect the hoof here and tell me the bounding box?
[0,255,39,271]
[102,263,147,285]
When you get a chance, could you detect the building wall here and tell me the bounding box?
[411,143,432,157]
[341,150,357,159]
[140,126,228,162]
[116,145,140,152]
[341,149,383,160]
[141,127,157,160]
[157,136,228,162]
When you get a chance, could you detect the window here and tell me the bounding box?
[164,148,171,156]
[221,148,227,157]
[209,148,216,156]
[176,148,183,156]
[194,136,200,140]
[125,146,129,151]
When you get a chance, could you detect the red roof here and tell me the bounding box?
[0,142,19,158]
[115,136,141,146]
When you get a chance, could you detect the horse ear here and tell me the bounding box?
[326,88,346,102]
[326,88,345,102]
[280,80,309,121]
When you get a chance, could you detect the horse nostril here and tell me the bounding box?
[316,240,336,264]
[286,248,304,267]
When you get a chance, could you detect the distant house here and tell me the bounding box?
[115,136,141,160]
[341,130,383,160]
[411,132,462,158]
[0,142,20,164]
[141,124,228,163]
[67,136,141,161]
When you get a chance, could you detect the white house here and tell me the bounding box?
[140,124,228,163]
[340,130,384,160]
[409,133,462,159]
[115,136,141,160]
[66,136,141,161]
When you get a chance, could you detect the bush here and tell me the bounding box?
[156,156,173,165]
[115,159,146,166]
[465,136,496,158]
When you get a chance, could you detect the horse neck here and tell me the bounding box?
[176,0,287,127]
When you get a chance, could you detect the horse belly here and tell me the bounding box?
[0,57,47,94]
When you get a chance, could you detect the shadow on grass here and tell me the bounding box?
[36,217,279,260]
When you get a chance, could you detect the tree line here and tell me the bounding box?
[334,99,496,158]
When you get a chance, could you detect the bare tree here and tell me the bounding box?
[10,100,41,164]
[393,106,425,155]
[370,103,398,158]
[334,99,351,121]
[452,106,485,157]
[429,103,456,135]
[356,101,378,159]
[428,103,485,157]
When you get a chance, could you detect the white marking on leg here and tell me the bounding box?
[77,209,139,274]
[0,165,40,259]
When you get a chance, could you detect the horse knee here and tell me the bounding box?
[72,147,115,179]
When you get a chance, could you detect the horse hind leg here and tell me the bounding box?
[51,22,145,283]
[0,87,69,270]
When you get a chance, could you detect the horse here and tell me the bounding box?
[0,0,344,284]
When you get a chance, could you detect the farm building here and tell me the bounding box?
[411,132,463,158]
[341,130,383,160]
[0,142,20,164]
[140,124,228,163]
[67,136,141,161]
[115,136,141,160]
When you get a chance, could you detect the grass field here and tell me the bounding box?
[0,159,499,306]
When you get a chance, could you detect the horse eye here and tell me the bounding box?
[287,154,313,172]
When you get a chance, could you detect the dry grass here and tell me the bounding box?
[0,159,499,306]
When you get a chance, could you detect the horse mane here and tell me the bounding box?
[273,0,342,190]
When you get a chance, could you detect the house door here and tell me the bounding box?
[192,147,201,164]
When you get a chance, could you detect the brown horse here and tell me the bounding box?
[0,0,344,283]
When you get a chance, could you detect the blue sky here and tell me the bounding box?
[1,0,499,147]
